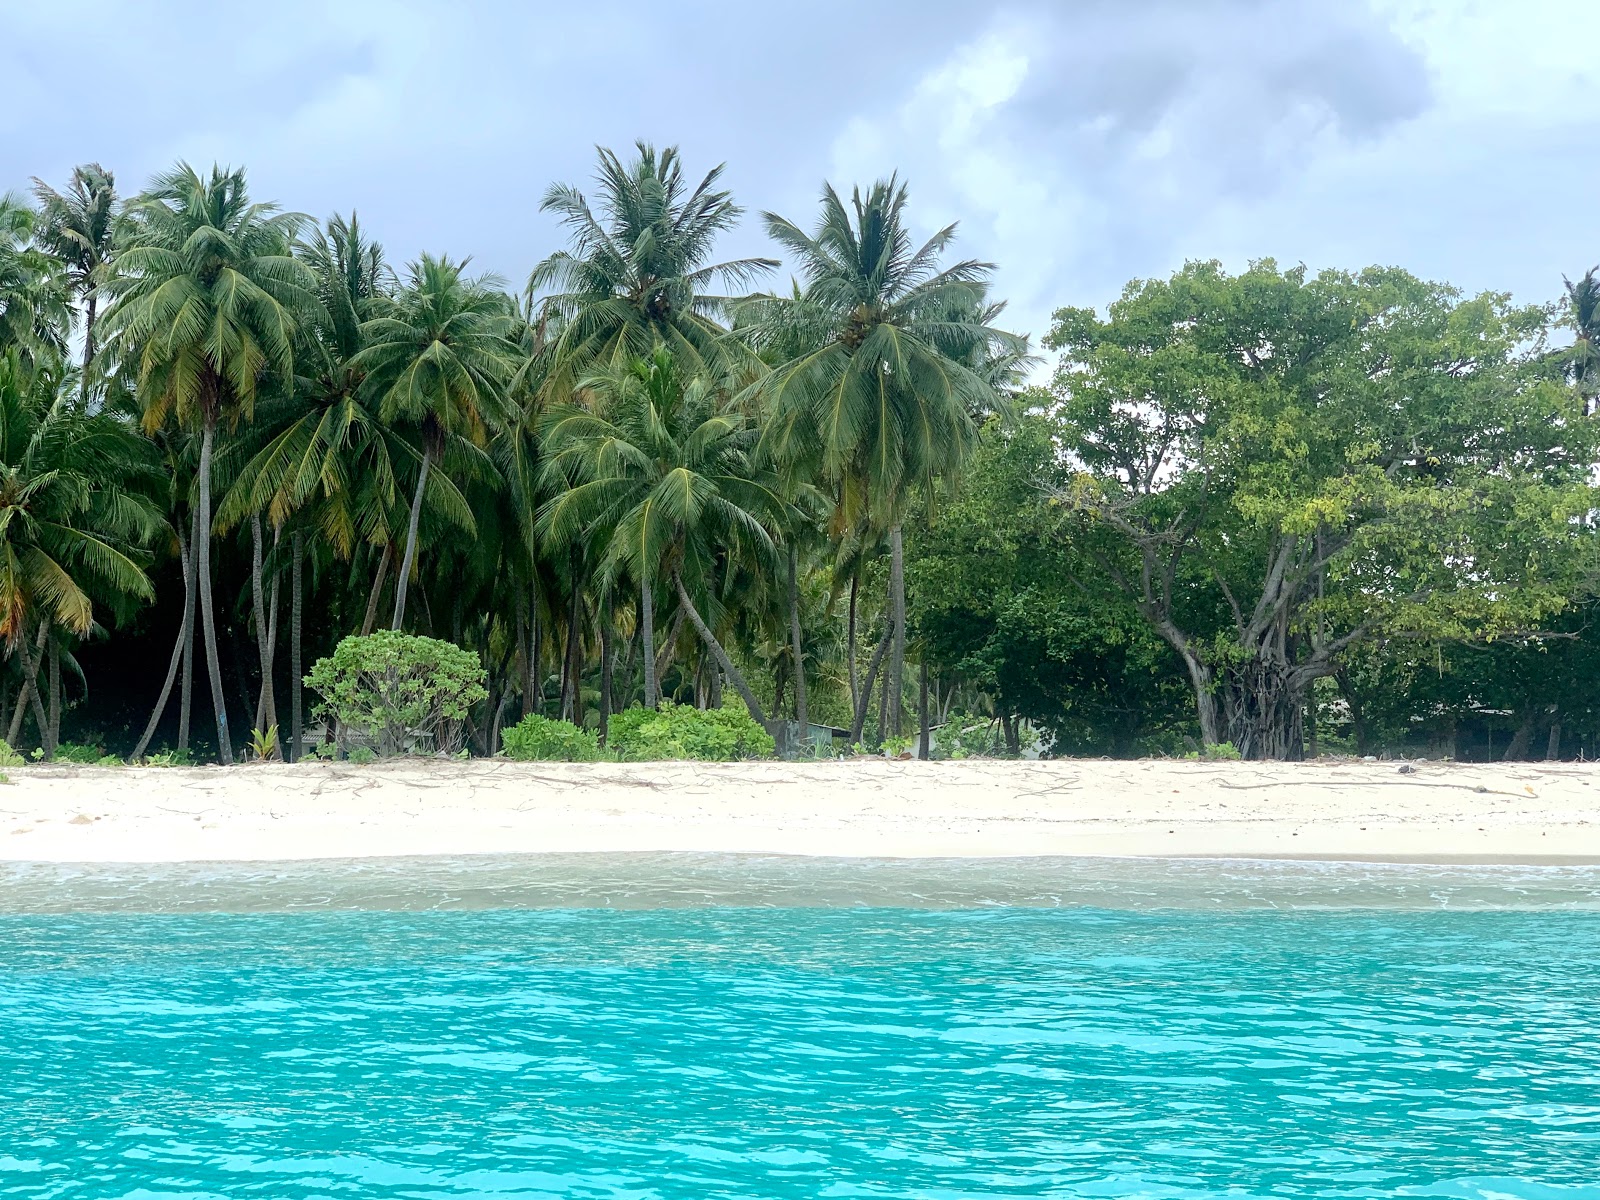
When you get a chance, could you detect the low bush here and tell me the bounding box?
[501,714,604,762]
[608,701,775,762]
[51,742,110,765]
[0,740,22,767]
[305,631,488,757]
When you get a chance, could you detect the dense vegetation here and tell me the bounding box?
[1,146,1595,763]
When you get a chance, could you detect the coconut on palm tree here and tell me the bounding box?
[528,143,775,402]
[31,164,117,398]
[740,175,1021,735]
[350,253,519,629]
[537,346,786,726]
[96,163,318,764]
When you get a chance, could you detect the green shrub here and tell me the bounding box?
[501,714,604,762]
[1184,741,1243,761]
[142,748,192,767]
[52,742,107,764]
[0,740,22,767]
[305,631,487,757]
[608,701,776,762]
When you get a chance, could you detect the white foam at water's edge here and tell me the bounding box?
[4,854,1600,913]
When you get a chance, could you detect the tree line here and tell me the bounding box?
[0,144,1594,763]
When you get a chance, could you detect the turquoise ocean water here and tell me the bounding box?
[2,855,1599,1199]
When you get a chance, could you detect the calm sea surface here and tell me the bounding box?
[2,855,1598,1199]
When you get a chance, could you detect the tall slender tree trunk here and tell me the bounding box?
[80,295,96,404]
[133,524,196,761]
[290,530,303,763]
[888,526,906,737]
[787,543,807,736]
[6,622,48,749]
[673,570,766,727]
[362,543,391,636]
[918,658,930,760]
[392,447,431,631]
[249,515,279,750]
[851,622,892,746]
[179,509,198,753]
[46,636,60,758]
[529,589,542,716]
[197,416,233,764]
[846,572,859,715]
[641,578,657,709]
[562,552,582,724]
[599,595,613,744]
[1547,718,1563,761]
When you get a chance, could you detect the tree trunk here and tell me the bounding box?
[845,571,860,716]
[133,526,196,760]
[787,543,807,735]
[562,556,582,724]
[851,621,892,746]
[918,657,930,760]
[249,514,279,750]
[179,509,197,754]
[529,592,542,716]
[1546,719,1563,762]
[46,636,60,757]
[672,570,766,726]
[641,579,657,709]
[1503,710,1536,762]
[6,622,48,749]
[1221,658,1306,761]
[197,416,233,764]
[362,543,391,636]
[391,446,431,630]
[888,526,906,737]
[599,595,613,744]
[80,294,96,403]
[290,530,303,763]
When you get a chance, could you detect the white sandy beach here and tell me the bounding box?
[0,757,1596,863]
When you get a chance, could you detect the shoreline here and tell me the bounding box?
[1,758,1597,865]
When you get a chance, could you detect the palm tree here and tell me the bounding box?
[0,350,162,752]
[741,176,1019,735]
[537,347,786,725]
[0,196,71,374]
[31,164,117,399]
[349,253,519,629]
[528,142,775,401]
[96,163,318,764]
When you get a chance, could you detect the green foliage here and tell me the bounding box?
[1184,742,1242,761]
[142,748,192,767]
[0,740,22,767]
[500,714,604,762]
[608,701,775,762]
[305,631,488,756]
[50,742,113,764]
[249,725,279,761]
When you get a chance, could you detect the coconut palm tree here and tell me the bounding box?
[740,175,1020,734]
[537,347,786,725]
[1564,267,1600,414]
[0,196,71,375]
[96,163,318,764]
[0,350,163,752]
[528,142,775,401]
[349,253,519,629]
[31,164,117,398]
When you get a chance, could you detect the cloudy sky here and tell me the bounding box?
[5,0,1596,351]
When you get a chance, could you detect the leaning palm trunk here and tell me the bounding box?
[46,637,60,758]
[197,416,234,764]
[249,515,280,751]
[888,526,906,737]
[846,573,859,715]
[7,622,50,750]
[290,530,303,763]
[599,595,614,744]
[787,544,807,734]
[391,447,431,630]
[640,578,657,709]
[133,524,197,760]
[179,508,198,753]
[361,543,391,636]
[851,621,893,746]
[672,570,766,727]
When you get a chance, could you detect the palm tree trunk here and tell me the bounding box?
[290,530,303,763]
[392,447,431,630]
[673,570,766,727]
[133,527,196,761]
[6,622,49,750]
[918,657,930,760]
[850,621,892,746]
[846,572,859,715]
[80,294,96,403]
[888,525,906,737]
[179,509,197,753]
[529,588,542,716]
[599,594,613,744]
[197,416,233,764]
[362,543,391,636]
[46,636,60,758]
[788,543,807,735]
[562,558,582,725]
[641,578,657,709]
[249,515,279,749]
